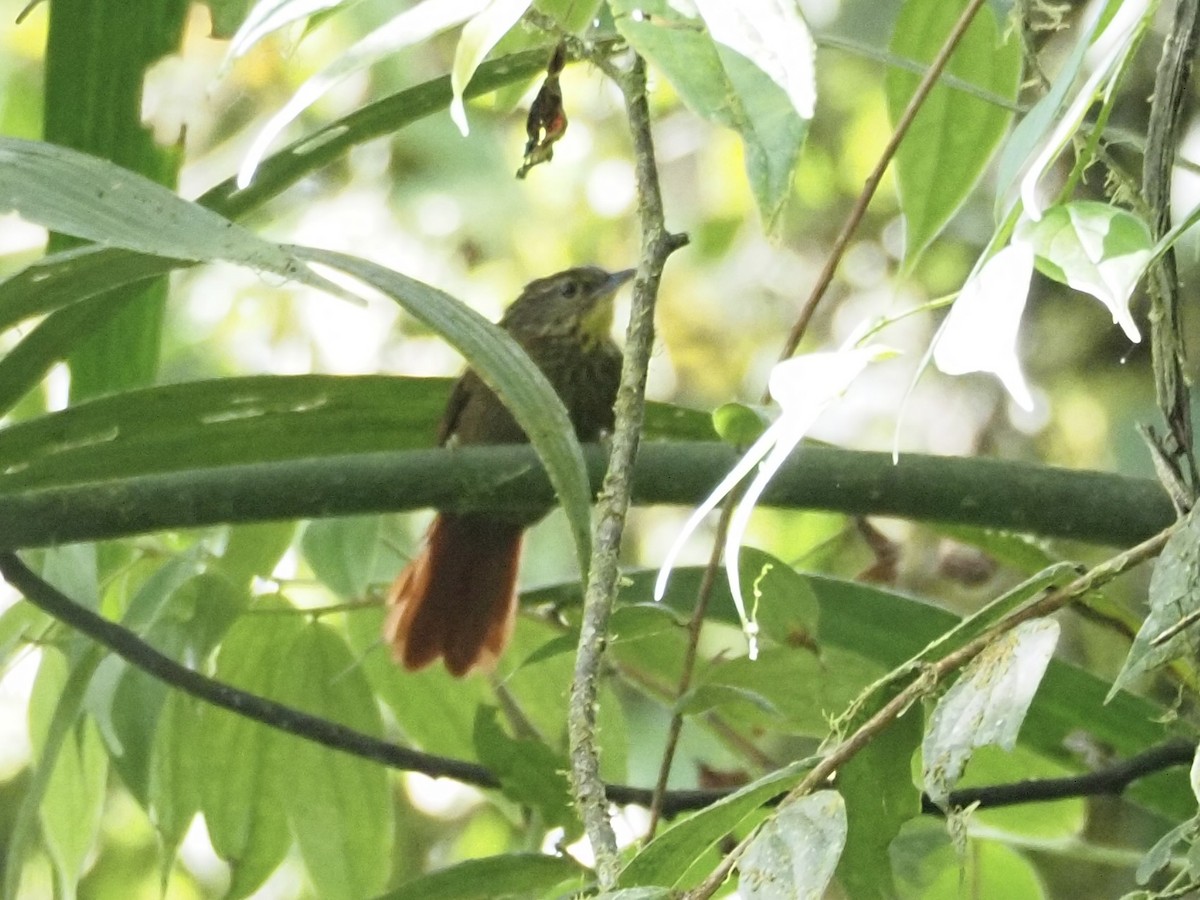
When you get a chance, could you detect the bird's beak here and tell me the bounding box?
[605,268,637,294]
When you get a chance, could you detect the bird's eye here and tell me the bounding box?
[560,281,579,298]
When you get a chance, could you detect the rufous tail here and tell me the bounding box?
[383,513,523,676]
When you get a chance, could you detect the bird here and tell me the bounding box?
[383,265,635,676]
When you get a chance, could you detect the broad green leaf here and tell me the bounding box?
[381,853,589,900]
[302,516,396,600]
[200,607,302,898]
[0,375,449,492]
[275,623,392,900]
[835,709,921,898]
[0,374,708,498]
[27,648,108,900]
[0,138,300,277]
[618,760,813,888]
[739,791,846,899]
[345,605,488,759]
[611,0,809,230]
[42,0,188,404]
[923,618,1060,807]
[295,247,596,577]
[738,546,819,648]
[88,554,208,802]
[216,521,297,586]
[148,692,202,869]
[1113,508,1200,696]
[1018,202,1152,342]
[450,0,533,135]
[473,706,576,831]
[886,0,1021,264]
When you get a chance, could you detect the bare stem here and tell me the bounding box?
[566,54,688,888]
[773,0,991,371]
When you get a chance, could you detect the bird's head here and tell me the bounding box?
[501,266,636,348]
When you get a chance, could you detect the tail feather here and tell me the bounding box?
[384,513,523,676]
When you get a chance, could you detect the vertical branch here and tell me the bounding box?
[1144,0,1200,506]
[566,54,687,888]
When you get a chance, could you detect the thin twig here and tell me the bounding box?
[683,523,1175,899]
[775,0,991,365]
[566,53,688,888]
[645,499,736,839]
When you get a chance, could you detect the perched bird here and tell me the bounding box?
[384,266,635,676]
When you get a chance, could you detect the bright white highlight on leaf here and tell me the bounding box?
[1018,204,1149,343]
[1019,0,1149,221]
[223,0,347,68]
[692,0,817,119]
[922,618,1059,806]
[236,0,489,188]
[654,343,892,659]
[450,0,533,136]
[934,241,1035,411]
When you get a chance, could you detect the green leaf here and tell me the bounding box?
[0,375,446,492]
[1113,508,1200,696]
[89,553,208,802]
[200,608,302,898]
[216,521,297,586]
[739,791,846,899]
[302,516,395,600]
[618,760,813,889]
[275,623,393,900]
[345,605,488,759]
[923,618,1060,807]
[611,0,809,230]
[473,707,576,831]
[712,402,769,446]
[1018,201,1152,342]
[148,692,203,870]
[585,566,1191,821]
[835,709,921,898]
[738,546,819,648]
[380,853,589,900]
[691,0,816,120]
[0,138,299,276]
[27,648,109,899]
[294,248,596,578]
[886,0,1021,264]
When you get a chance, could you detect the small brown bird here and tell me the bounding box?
[384,266,635,676]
